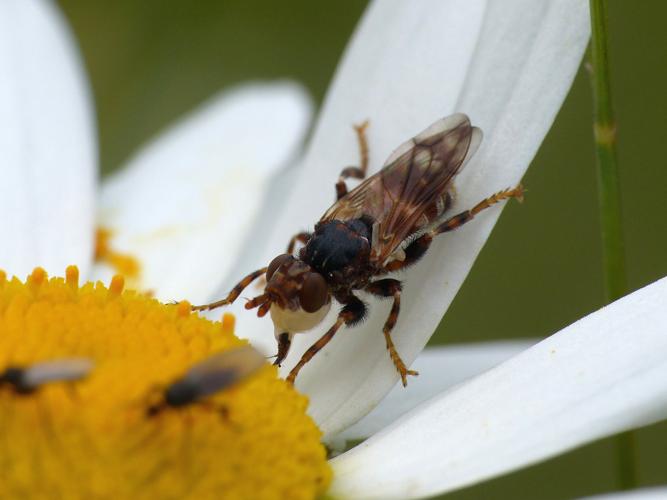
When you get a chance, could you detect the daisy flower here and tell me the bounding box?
[1,0,666,499]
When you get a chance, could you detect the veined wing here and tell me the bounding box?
[321,114,482,263]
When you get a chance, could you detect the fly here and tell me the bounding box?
[192,115,523,386]
[146,345,265,416]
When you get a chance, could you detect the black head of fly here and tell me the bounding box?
[0,358,94,395]
[146,345,265,417]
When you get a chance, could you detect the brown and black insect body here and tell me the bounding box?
[192,114,523,386]
[146,345,265,417]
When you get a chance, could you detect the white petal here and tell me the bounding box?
[581,487,667,500]
[222,0,488,360]
[330,277,667,500]
[231,0,590,435]
[93,82,311,302]
[0,0,96,279]
[338,339,537,441]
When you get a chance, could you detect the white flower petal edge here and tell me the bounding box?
[93,82,312,303]
[226,0,590,436]
[330,276,667,500]
[0,0,96,279]
[581,487,667,500]
[338,339,538,441]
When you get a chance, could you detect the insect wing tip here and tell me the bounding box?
[183,346,266,399]
[22,358,94,389]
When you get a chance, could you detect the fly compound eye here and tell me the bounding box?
[299,273,328,313]
[266,254,291,281]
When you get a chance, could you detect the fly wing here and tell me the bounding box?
[183,345,266,400]
[321,114,481,263]
[22,358,94,389]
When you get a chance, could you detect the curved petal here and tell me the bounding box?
[330,277,667,500]
[93,82,311,302]
[581,487,667,500]
[0,0,97,278]
[338,339,537,441]
[228,0,590,435]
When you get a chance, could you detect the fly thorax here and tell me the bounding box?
[302,219,371,275]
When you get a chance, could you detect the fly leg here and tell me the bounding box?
[433,185,524,235]
[274,333,292,367]
[335,121,370,200]
[286,295,366,384]
[190,267,267,312]
[365,279,418,387]
[385,185,524,273]
[286,231,312,256]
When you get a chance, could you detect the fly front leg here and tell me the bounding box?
[286,231,312,256]
[286,295,366,384]
[335,121,370,200]
[274,333,292,367]
[190,267,267,312]
[365,279,418,387]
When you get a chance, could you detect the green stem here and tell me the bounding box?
[590,0,627,303]
[588,0,635,489]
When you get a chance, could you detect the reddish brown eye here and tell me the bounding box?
[266,254,291,281]
[299,272,328,313]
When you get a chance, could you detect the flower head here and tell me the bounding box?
[3,0,667,499]
[0,267,330,499]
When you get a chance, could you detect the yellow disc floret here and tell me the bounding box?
[0,267,331,499]
[95,226,141,280]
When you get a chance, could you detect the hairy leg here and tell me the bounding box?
[286,231,312,255]
[285,295,366,384]
[433,185,524,234]
[335,121,370,200]
[274,333,292,367]
[385,185,524,273]
[190,267,267,312]
[365,279,418,386]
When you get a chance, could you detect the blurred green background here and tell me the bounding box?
[59,1,667,498]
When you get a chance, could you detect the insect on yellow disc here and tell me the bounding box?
[0,267,330,499]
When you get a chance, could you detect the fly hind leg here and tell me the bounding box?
[434,185,524,235]
[384,185,524,273]
[286,295,366,384]
[365,279,418,387]
[335,121,370,200]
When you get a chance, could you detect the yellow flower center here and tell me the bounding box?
[0,267,330,499]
